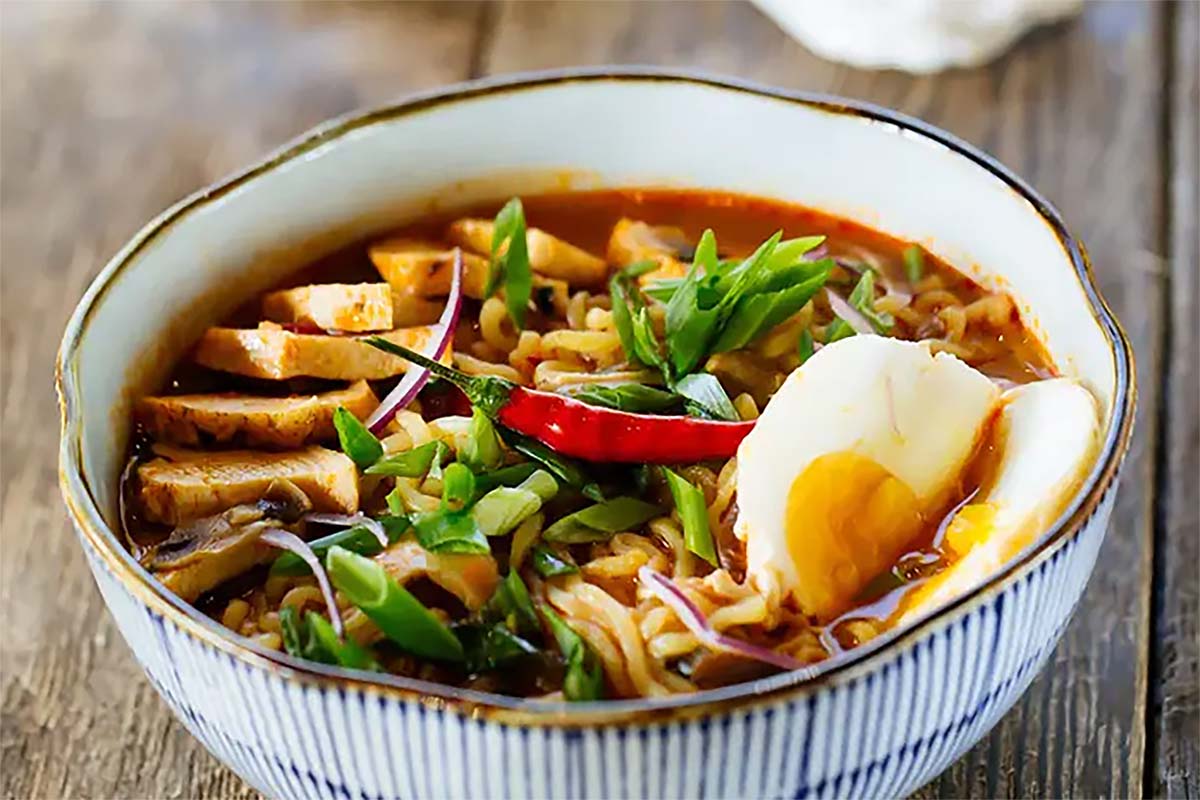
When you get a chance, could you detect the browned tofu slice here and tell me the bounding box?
[368,239,490,299]
[192,323,441,381]
[135,380,378,448]
[446,218,609,288]
[137,445,358,525]
[261,283,393,332]
[607,218,690,285]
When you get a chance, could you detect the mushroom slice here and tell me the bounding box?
[143,480,312,602]
[374,539,499,612]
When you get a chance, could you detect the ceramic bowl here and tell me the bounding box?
[57,68,1134,800]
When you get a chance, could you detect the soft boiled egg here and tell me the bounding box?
[896,377,1098,625]
[735,335,1000,620]
[735,334,1100,626]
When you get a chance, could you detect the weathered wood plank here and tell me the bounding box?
[0,3,482,799]
[483,2,1167,798]
[1153,1,1199,797]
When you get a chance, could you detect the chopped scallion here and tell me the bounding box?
[661,467,716,565]
[333,407,383,469]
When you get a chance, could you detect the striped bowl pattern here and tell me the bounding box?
[76,482,1115,800]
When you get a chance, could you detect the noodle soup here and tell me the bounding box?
[121,189,1098,700]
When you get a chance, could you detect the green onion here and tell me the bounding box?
[440,463,476,512]
[673,373,738,421]
[270,517,409,577]
[279,606,380,671]
[903,245,925,285]
[455,622,538,673]
[609,275,642,367]
[484,570,541,638]
[280,605,303,657]
[847,270,894,332]
[501,429,605,502]
[797,328,816,365]
[531,543,579,577]
[619,259,661,279]
[461,407,503,472]
[412,511,490,554]
[825,318,857,342]
[333,407,383,469]
[471,470,558,537]
[564,383,681,414]
[365,439,447,477]
[711,260,832,352]
[661,467,716,565]
[641,277,685,303]
[631,306,668,373]
[542,606,604,701]
[326,546,464,662]
[487,198,533,329]
[472,462,540,496]
[543,496,663,543]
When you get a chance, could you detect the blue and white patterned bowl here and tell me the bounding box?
[58,69,1134,800]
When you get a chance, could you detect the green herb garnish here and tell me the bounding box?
[530,543,579,578]
[326,546,464,662]
[471,470,558,537]
[797,328,816,365]
[365,439,447,477]
[543,496,664,543]
[461,407,503,472]
[333,407,383,469]
[270,516,408,576]
[543,607,604,701]
[500,428,605,502]
[903,245,925,285]
[564,383,681,414]
[279,607,381,671]
[487,198,533,329]
[661,467,716,565]
[673,372,739,421]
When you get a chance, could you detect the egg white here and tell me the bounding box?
[735,335,999,616]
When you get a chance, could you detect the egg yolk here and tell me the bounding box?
[785,451,925,621]
[942,503,998,556]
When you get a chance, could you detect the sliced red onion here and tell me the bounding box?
[638,566,804,671]
[365,249,464,434]
[878,275,914,306]
[303,512,387,549]
[803,243,829,261]
[825,289,875,336]
[261,528,344,637]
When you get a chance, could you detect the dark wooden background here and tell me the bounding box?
[1,2,1195,798]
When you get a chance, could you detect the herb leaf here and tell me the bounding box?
[530,543,579,577]
[461,407,504,472]
[455,622,538,673]
[903,245,925,285]
[488,198,533,329]
[661,467,716,565]
[500,428,605,502]
[564,383,681,414]
[484,570,541,638]
[543,496,664,543]
[542,606,605,701]
[365,440,447,477]
[333,407,383,469]
[673,373,739,421]
[797,328,816,365]
[327,545,464,662]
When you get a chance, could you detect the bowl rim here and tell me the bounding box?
[56,66,1135,726]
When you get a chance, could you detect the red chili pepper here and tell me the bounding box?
[365,338,754,463]
[496,385,754,463]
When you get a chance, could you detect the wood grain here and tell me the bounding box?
[0,1,1191,798]
[1152,1,1199,797]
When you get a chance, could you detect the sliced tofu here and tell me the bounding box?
[607,218,690,285]
[135,380,378,448]
[193,322,441,381]
[138,445,359,525]
[447,218,609,288]
[369,239,490,299]
[261,283,393,332]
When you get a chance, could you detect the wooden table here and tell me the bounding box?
[1,2,1194,797]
